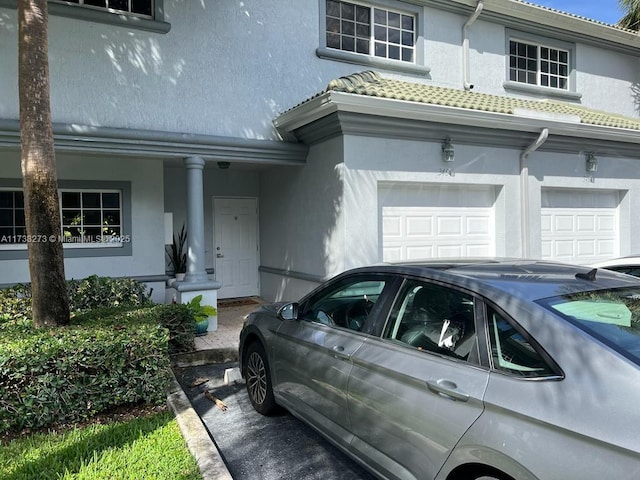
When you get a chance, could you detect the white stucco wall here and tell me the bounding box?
[1,1,638,138]
[0,151,165,284]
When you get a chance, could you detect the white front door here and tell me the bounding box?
[213,197,259,299]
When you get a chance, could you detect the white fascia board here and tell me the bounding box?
[274,92,338,134]
[278,91,640,145]
[429,0,640,53]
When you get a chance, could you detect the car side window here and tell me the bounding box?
[487,307,557,378]
[383,280,478,363]
[301,278,387,332]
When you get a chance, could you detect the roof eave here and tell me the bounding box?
[274,91,640,153]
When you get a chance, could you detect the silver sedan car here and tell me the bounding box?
[239,260,640,480]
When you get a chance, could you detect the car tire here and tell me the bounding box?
[245,342,278,415]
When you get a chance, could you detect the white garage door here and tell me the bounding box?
[541,189,619,265]
[380,184,496,262]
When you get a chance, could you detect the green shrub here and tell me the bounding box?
[0,284,32,324]
[0,275,153,324]
[0,307,171,435]
[154,303,196,354]
[67,275,153,312]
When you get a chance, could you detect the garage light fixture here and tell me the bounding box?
[585,153,598,173]
[217,161,231,169]
[442,137,455,163]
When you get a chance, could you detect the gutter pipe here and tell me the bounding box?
[520,128,549,258]
[463,0,484,90]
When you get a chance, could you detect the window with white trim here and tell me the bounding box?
[61,190,122,243]
[52,0,153,18]
[325,0,416,63]
[0,188,123,246]
[509,39,569,90]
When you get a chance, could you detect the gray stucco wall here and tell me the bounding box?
[259,137,345,301]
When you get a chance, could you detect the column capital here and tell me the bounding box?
[184,156,205,169]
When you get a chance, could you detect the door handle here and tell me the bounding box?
[426,379,470,402]
[216,253,224,258]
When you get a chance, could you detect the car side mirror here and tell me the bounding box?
[277,302,299,321]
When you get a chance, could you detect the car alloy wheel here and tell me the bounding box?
[245,342,278,415]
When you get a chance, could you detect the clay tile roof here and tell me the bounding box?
[323,71,640,131]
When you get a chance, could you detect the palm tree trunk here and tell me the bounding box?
[18,0,70,327]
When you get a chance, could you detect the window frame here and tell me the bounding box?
[59,188,124,246]
[317,0,429,76]
[0,0,170,34]
[0,180,132,260]
[480,301,564,380]
[503,30,581,101]
[299,273,394,335]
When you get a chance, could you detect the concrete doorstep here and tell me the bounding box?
[167,370,234,480]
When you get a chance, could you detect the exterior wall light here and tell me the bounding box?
[217,161,231,169]
[442,137,455,163]
[585,153,598,173]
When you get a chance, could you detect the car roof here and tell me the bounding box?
[349,259,640,302]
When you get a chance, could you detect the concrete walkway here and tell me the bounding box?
[168,297,265,480]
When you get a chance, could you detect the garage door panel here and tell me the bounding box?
[553,215,574,232]
[407,216,433,236]
[576,240,596,256]
[407,245,435,259]
[467,217,491,235]
[598,216,616,232]
[597,240,616,257]
[380,185,496,262]
[382,216,402,237]
[437,217,463,236]
[541,189,620,264]
[576,216,596,232]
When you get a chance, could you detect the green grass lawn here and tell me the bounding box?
[0,409,201,480]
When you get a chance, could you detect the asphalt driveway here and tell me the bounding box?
[175,362,376,480]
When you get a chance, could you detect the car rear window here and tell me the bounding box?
[538,288,640,366]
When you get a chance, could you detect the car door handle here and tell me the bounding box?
[332,345,350,361]
[426,379,470,402]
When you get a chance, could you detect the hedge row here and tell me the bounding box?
[0,275,198,435]
[0,307,172,434]
[0,274,154,324]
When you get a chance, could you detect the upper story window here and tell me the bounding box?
[509,39,569,90]
[325,0,416,63]
[504,31,580,101]
[53,0,153,18]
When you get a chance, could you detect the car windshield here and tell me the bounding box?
[538,288,640,366]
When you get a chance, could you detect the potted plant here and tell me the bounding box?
[166,224,187,280]
[187,294,217,336]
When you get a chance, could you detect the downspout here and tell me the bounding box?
[463,0,484,90]
[520,128,549,258]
